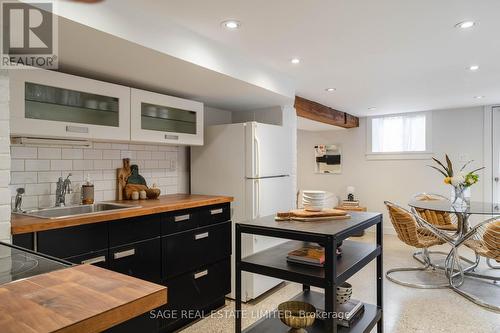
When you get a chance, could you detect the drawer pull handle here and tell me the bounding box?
[174,214,190,222]
[81,256,106,265]
[195,232,209,240]
[66,125,89,134]
[194,270,208,279]
[165,134,179,140]
[113,248,135,259]
[210,208,223,215]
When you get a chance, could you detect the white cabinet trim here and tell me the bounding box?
[10,69,131,141]
[130,88,203,146]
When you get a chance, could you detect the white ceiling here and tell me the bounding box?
[137,0,500,116]
[56,17,291,111]
[47,0,500,116]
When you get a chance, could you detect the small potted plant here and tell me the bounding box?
[429,154,484,206]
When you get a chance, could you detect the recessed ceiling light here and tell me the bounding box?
[325,88,336,92]
[455,21,475,29]
[469,65,479,71]
[474,95,485,99]
[221,20,241,30]
[290,58,301,64]
[368,107,377,110]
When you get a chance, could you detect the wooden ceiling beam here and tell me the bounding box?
[294,96,359,128]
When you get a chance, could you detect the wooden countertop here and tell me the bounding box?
[0,264,167,333]
[11,194,233,235]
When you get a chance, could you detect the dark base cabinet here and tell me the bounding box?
[161,258,231,331]
[104,312,159,333]
[162,222,231,279]
[12,202,232,333]
[109,237,162,284]
[65,249,109,269]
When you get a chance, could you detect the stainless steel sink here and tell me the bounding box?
[15,203,140,219]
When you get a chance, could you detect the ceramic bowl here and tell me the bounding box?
[336,282,352,304]
[303,205,323,212]
[278,301,316,333]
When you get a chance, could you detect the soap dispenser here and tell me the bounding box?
[81,174,95,204]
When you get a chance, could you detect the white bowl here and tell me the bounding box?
[303,205,324,212]
[302,191,326,198]
[303,190,327,195]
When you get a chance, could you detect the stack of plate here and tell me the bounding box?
[302,190,329,211]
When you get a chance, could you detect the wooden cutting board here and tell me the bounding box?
[289,208,348,217]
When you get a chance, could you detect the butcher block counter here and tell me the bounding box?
[11,194,233,235]
[0,264,167,333]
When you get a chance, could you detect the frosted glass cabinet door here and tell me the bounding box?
[9,69,131,141]
[130,88,203,146]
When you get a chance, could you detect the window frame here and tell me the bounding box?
[366,111,433,160]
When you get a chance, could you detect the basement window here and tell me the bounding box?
[366,112,432,160]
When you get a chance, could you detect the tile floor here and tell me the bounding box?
[181,233,500,333]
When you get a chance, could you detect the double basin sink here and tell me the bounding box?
[15,203,140,219]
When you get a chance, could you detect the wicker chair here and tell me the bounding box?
[385,201,451,288]
[412,193,458,232]
[410,193,479,270]
[449,217,500,312]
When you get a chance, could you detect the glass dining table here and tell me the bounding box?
[408,198,500,311]
[408,199,500,239]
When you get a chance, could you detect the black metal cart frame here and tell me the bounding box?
[235,212,383,333]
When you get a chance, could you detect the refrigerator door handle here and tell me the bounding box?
[254,135,260,178]
[254,179,260,218]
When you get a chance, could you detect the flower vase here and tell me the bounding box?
[451,186,471,207]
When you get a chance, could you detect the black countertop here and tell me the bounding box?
[0,242,69,285]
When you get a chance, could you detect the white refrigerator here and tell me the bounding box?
[191,121,294,301]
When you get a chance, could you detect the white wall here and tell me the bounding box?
[204,106,233,126]
[0,71,10,242]
[297,107,486,234]
[10,142,188,210]
[231,106,283,126]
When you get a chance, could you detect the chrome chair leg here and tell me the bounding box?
[386,250,449,289]
[445,248,465,288]
[413,249,475,270]
[450,286,500,313]
[487,258,500,269]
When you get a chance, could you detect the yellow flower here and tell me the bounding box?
[444,177,452,184]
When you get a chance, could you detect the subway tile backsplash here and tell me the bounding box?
[10,141,189,210]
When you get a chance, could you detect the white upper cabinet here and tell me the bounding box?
[130,88,203,146]
[10,69,131,141]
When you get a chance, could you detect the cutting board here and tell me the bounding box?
[289,208,348,217]
[275,208,350,221]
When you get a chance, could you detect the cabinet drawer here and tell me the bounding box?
[162,209,199,235]
[162,222,231,279]
[105,312,159,333]
[65,249,109,269]
[109,238,162,284]
[109,214,161,247]
[163,258,230,314]
[198,203,231,228]
[37,223,108,258]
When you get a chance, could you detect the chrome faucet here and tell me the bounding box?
[55,173,72,207]
[13,188,25,212]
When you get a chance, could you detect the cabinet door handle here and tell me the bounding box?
[174,214,190,222]
[194,270,208,279]
[210,208,223,215]
[113,248,135,259]
[66,125,89,134]
[195,232,209,240]
[165,134,179,140]
[81,256,106,265]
